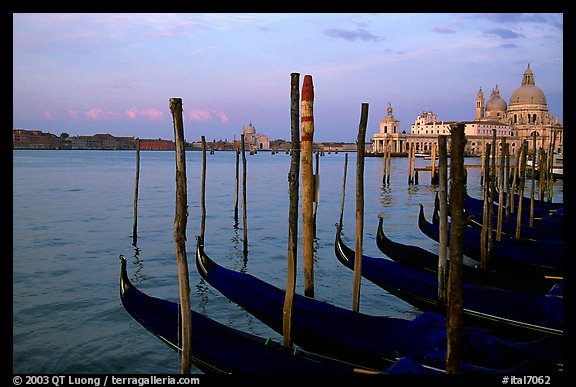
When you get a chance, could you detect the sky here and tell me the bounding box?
[12,13,563,143]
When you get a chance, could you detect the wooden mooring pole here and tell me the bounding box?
[437,135,448,305]
[352,103,368,313]
[200,136,207,243]
[382,142,388,185]
[283,72,300,347]
[313,150,320,236]
[301,74,315,298]
[169,97,192,374]
[505,144,512,222]
[538,148,546,202]
[386,144,391,185]
[339,153,349,228]
[488,131,496,264]
[132,138,140,246]
[430,142,437,184]
[234,143,240,225]
[515,140,528,240]
[407,143,414,184]
[241,133,248,257]
[529,132,536,227]
[496,139,507,241]
[547,131,557,203]
[480,142,491,269]
[446,122,466,374]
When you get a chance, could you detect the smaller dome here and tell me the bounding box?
[486,98,507,112]
[486,86,507,112]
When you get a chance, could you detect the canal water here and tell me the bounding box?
[12,149,563,374]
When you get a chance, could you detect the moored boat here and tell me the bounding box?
[419,204,563,277]
[196,237,562,373]
[119,254,388,374]
[376,215,560,293]
[335,224,563,342]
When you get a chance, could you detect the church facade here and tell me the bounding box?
[242,121,270,151]
[371,65,563,157]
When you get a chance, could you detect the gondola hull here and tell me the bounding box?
[376,215,560,293]
[119,255,390,374]
[335,225,563,342]
[419,204,563,277]
[196,240,562,373]
[460,192,563,240]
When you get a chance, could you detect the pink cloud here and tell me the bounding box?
[85,108,103,119]
[68,110,79,120]
[43,110,55,119]
[213,110,229,123]
[141,108,163,121]
[124,107,162,121]
[125,108,138,120]
[187,108,211,121]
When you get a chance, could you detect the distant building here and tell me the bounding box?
[139,138,175,151]
[371,64,563,156]
[12,129,177,151]
[242,121,270,151]
[13,129,61,149]
[66,133,135,150]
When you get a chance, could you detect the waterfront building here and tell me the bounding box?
[242,121,270,151]
[13,129,61,149]
[371,65,563,157]
[66,133,135,150]
[139,138,175,151]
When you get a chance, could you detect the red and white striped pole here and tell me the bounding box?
[301,74,315,298]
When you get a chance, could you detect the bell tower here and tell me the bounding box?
[475,87,485,120]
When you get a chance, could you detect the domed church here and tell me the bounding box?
[371,64,563,157]
[242,121,270,151]
[476,64,563,154]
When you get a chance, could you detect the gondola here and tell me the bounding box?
[419,203,563,277]
[195,238,562,374]
[119,254,398,374]
[335,224,563,343]
[491,190,563,215]
[458,192,563,240]
[376,215,560,293]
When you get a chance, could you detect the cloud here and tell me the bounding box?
[125,108,138,120]
[471,13,548,24]
[483,28,524,39]
[186,108,229,123]
[213,110,229,123]
[141,108,163,121]
[499,43,519,49]
[85,108,103,119]
[43,110,55,119]
[324,28,381,42]
[188,108,211,122]
[68,110,79,120]
[432,27,456,34]
[124,107,163,121]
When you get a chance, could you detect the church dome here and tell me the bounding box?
[486,85,507,112]
[245,121,256,134]
[509,65,547,106]
[486,97,507,111]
